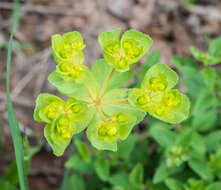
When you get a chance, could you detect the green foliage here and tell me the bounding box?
[94,157,110,181]
[0,137,40,190]
[129,63,190,124]
[185,0,197,5]
[34,29,190,156]
[98,29,153,72]
[190,37,221,66]
[31,30,221,189]
[129,163,144,186]
[75,140,91,163]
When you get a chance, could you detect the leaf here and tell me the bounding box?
[192,90,218,131]
[190,45,221,65]
[6,0,28,189]
[176,128,193,147]
[153,162,171,184]
[3,161,18,187]
[131,139,148,163]
[193,90,218,116]
[85,175,105,190]
[23,136,42,161]
[94,157,110,181]
[129,163,144,185]
[141,63,178,91]
[188,151,212,180]
[201,68,216,90]
[171,56,205,98]
[164,178,185,190]
[101,88,146,124]
[66,158,94,175]
[138,49,161,80]
[187,178,205,190]
[183,74,205,98]
[109,173,130,186]
[192,108,217,132]
[149,122,175,148]
[65,154,82,169]
[91,59,132,93]
[0,181,15,190]
[208,37,221,57]
[75,140,91,163]
[190,46,206,63]
[68,174,85,190]
[205,130,221,151]
[48,71,92,102]
[115,134,138,158]
[190,132,206,155]
[206,182,221,190]
[171,56,200,71]
[208,148,221,176]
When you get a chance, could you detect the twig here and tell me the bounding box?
[0,93,34,108]
[0,2,88,17]
[11,49,50,98]
[34,50,51,96]
[11,64,42,98]
[184,5,221,20]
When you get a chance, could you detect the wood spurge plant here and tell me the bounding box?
[33,29,190,156]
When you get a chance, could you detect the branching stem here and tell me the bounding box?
[84,84,95,101]
[97,68,115,99]
[85,68,125,121]
[96,105,105,121]
[102,100,129,105]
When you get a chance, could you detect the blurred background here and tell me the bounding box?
[0,0,221,189]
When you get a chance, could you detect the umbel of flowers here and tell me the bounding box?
[34,29,190,156]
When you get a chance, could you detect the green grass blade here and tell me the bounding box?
[6,0,29,189]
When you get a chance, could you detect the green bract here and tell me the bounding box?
[56,61,89,83]
[34,29,190,156]
[52,31,85,64]
[129,63,190,124]
[98,29,153,72]
[51,31,89,90]
[34,94,89,156]
[87,113,136,151]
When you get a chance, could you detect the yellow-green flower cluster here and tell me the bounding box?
[33,29,191,156]
[129,63,190,124]
[166,145,189,168]
[97,113,128,141]
[190,46,221,66]
[51,31,88,83]
[34,94,88,156]
[87,113,136,151]
[99,29,153,72]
